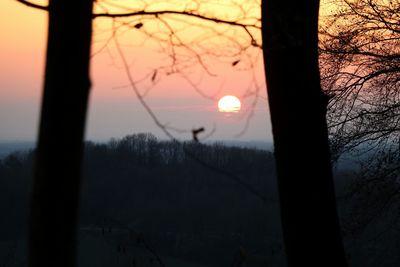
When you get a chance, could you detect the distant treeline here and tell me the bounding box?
[80,134,279,236]
[1,134,398,266]
[0,133,280,244]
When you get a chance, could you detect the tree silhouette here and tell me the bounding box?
[320,0,399,161]
[319,0,400,235]
[262,1,347,266]
[25,1,93,267]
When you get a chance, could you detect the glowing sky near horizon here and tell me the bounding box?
[0,0,333,142]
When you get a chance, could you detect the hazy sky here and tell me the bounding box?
[0,0,274,142]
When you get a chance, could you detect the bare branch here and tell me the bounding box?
[114,30,268,204]
[15,0,48,11]
[114,34,175,140]
[93,9,261,30]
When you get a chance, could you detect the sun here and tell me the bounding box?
[218,95,241,113]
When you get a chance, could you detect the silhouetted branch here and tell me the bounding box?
[179,73,218,101]
[320,0,400,162]
[319,0,400,236]
[192,127,204,142]
[114,35,268,204]
[93,9,261,30]
[90,1,266,141]
[183,143,271,204]
[114,36,178,140]
[235,59,264,137]
[15,0,48,11]
[100,218,167,267]
[139,236,167,267]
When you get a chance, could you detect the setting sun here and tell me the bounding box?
[218,95,241,113]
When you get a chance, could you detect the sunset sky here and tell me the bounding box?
[0,0,298,142]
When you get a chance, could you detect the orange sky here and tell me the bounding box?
[4,0,343,141]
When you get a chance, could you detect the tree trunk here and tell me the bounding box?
[261,1,347,266]
[29,1,93,267]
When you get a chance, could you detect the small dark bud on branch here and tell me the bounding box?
[134,22,143,29]
[151,70,157,82]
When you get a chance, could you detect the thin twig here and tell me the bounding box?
[114,33,269,204]
[15,0,48,11]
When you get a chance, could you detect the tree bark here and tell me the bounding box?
[261,1,347,266]
[29,1,93,267]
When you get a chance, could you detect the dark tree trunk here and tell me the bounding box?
[29,1,93,267]
[261,1,347,266]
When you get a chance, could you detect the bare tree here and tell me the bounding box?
[320,0,399,162]
[319,0,400,233]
